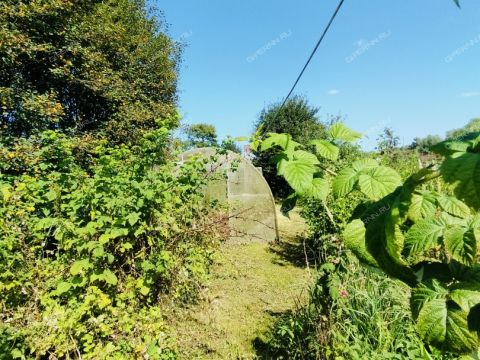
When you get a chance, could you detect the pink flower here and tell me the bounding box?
[340,289,349,298]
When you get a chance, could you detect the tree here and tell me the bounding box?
[376,127,400,153]
[410,134,443,153]
[221,136,242,154]
[253,96,327,144]
[0,0,180,143]
[185,123,218,148]
[447,118,480,139]
[252,96,327,198]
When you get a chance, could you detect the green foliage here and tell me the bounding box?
[447,119,480,140]
[0,0,180,143]
[377,127,400,153]
[256,122,362,206]
[220,136,242,154]
[252,96,328,198]
[343,134,480,355]
[0,127,226,358]
[334,160,402,200]
[185,123,218,149]
[411,135,443,154]
[256,126,480,356]
[262,257,453,360]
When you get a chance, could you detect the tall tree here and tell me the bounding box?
[0,0,180,143]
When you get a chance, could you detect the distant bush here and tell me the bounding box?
[0,128,227,358]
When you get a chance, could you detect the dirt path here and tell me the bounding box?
[169,208,312,359]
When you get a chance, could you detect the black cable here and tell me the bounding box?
[278,0,346,110]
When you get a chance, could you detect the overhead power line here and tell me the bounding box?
[278,0,346,110]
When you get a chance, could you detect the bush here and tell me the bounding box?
[0,128,227,358]
[0,0,180,143]
[262,256,455,360]
[252,96,327,198]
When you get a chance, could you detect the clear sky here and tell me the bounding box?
[155,0,480,149]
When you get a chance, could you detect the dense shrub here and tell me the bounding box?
[0,128,227,358]
[263,256,455,360]
[255,125,480,358]
[252,96,328,198]
[0,0,180,143]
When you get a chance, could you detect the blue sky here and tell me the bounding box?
[155,0,480,149]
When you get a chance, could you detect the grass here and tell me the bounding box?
[167,207,312,359]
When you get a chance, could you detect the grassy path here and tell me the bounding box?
[169,208,312,359]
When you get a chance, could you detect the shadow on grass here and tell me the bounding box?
[252,310,296,360]
[268,236,311,268]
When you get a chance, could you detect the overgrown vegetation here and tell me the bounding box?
[0,1,231,358]
[252,96,328,198]
[0,0,180,143]
[0,125,228,358]
[254,119,480,358]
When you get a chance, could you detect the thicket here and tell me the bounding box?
[0,125,227,358]
[254,121,480,359]
[0,1,230,358]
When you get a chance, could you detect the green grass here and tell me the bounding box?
[166,207,312,359]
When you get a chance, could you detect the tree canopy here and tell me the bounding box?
[253,96,327,144]
[252,96,328,198]
[0,0,180,143]
[185,123,218,148]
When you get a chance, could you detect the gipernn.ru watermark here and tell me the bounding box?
[346,30,391,64]
[445,33,480,63]
[247,30,293,63]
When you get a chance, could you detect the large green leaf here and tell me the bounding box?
[444,226,477,266]
[406,219,446,259]
[385,222,407,265]
[450,287,480,313]
[282,160,315,194]
[441,152,480,210]
[343,219,378,267]
[358,166,402,200]
[408,191,438,223]
[351,158,379,172]
[333,167,359,198]
[444,308,479,354]
[306,178,330,201]
[261,133,299,151]
[432,132,480,156]
[332,159,382,198]
[310,140,339,161]
[437,195,471,219]
[417,298,448,343]
[411,280,449,319]
[412,281,479,354]
[292,150,320,166]
[329,122,362,142]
